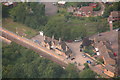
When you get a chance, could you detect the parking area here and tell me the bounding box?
[66,42,92,70]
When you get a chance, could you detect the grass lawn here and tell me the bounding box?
[2,18,38,38]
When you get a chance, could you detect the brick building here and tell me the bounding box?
[108,11,120,22]
[89,30,118,77]
[42,35,73,58]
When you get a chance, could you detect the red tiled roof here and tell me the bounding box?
[79,6,93,13]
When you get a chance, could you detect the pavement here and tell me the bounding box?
[66,42,93,70]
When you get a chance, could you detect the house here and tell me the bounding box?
[89,30,118,77]
[42,35,73,58]
[108,11,120,22]
[67,6,76,13]
[2,2,17,7]
[74,6,93,17]
[89,3,98,8]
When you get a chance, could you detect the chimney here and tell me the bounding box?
[43,35,46,40]
[59,38,61,43]
[109,21,113,31]
[66,46,68,51]
[52,35,54,41]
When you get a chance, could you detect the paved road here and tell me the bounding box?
[94,2,105,16]
[0,28,69,67]
[42,2,58,16]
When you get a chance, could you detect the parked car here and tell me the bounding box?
[82,54,86,58]
[71,58,75,60]
[80,49,82,52]
[86,60,92,64]
[80,45,83,48]
[74,39,82,42]
[116,28,120,31]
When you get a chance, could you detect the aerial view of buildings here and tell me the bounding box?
[0,0,120,79]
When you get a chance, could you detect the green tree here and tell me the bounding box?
[10,2,47,30]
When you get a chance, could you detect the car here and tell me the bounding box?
[71,58,75,60]
[74,39,82,42]
[86,60,92,64]
[80,49,82,52]
[80,45,83,48]
[52,2,56,5]
[116,28,120,31]
[82,54,86,58]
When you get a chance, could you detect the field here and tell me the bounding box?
[2,18,38,38]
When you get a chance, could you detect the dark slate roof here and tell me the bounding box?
[82,37,91,46]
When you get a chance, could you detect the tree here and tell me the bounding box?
[10,2,47,30]
[2,5,10,18]
[79,69,97,78]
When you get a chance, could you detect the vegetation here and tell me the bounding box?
[113,21,120,29]
[43,15,109,41]
[79,63,97,78]
[2,18,38,38]
[83,46,95,56]
[2,5,10,18]
[2,42,80,78]
[93,6,101,11]
[79,68,97,78]
[9,2,47,30]
[103,2,120,18]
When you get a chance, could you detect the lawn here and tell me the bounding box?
[2,18,38,38]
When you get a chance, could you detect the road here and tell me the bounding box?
[0,27,69,67]
[94,2,105,16]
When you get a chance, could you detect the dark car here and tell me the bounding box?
[86,60,92,64]
[80,49,82,52]
[71,58,75,60]
[66,40,73,43]
[80,45,83,48]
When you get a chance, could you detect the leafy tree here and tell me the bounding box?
[2,5,10,18]
[79,69,96,78]
[103,2,120,18]
[10,2,47,30]
[2,42,80,78]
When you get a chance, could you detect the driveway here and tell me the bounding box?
[93,2,105,16]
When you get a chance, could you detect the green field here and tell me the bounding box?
[2,18,38,38]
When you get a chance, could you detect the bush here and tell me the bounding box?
[93,6,101,11]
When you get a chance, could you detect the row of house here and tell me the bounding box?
[2,2,17,7]
[41,35,73,59]
[67,3,98,17]
[89,30,118,77]
[108,11,120,31]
